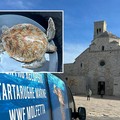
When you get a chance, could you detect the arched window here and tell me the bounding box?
[102,46,104,51]
[97,29,99,34]
[65,77,68,81]
[81,63,83,68]
[99,28,101,33]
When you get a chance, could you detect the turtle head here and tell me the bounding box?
[47,17,56,41]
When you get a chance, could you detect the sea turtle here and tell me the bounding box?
[0,17,57,68]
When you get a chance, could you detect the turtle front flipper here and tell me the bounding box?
[1,25,9,33]
[47,17,56,41]
[0,42,4,53]
[0,34,3,53]
[0,26,8,53]
[22,56,46,69]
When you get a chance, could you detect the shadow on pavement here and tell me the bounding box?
[92,95,120,101]
[87,116,120,120]
[73,94,120,101]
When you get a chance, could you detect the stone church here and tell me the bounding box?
[59,21,120,96]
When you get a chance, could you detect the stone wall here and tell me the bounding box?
[62,36,120,96]
[61,21,120,96]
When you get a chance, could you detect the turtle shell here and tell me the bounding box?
[1,24,48,62]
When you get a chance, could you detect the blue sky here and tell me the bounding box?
[0,0,120,63]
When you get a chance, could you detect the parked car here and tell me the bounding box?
[0,73,86,120]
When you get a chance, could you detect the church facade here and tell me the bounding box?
[60,21,120,96]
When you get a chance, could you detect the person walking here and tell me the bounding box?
[100,89,104,98]
[87,89,92,101]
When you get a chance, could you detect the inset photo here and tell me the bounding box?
[0,10,63,73]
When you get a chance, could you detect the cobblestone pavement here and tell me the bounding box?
[74,95,120,120]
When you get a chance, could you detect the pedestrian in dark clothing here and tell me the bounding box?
[87,89,92,101]
[100,89,104,98]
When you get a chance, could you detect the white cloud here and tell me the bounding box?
[6,0,32,9]
[64,42,89,63]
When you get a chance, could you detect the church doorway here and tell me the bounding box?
[98,81,105,95]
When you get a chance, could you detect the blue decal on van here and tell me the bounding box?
[47,74,70,120]
[0,73,51,120]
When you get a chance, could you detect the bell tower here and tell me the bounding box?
[94,21,107,39]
